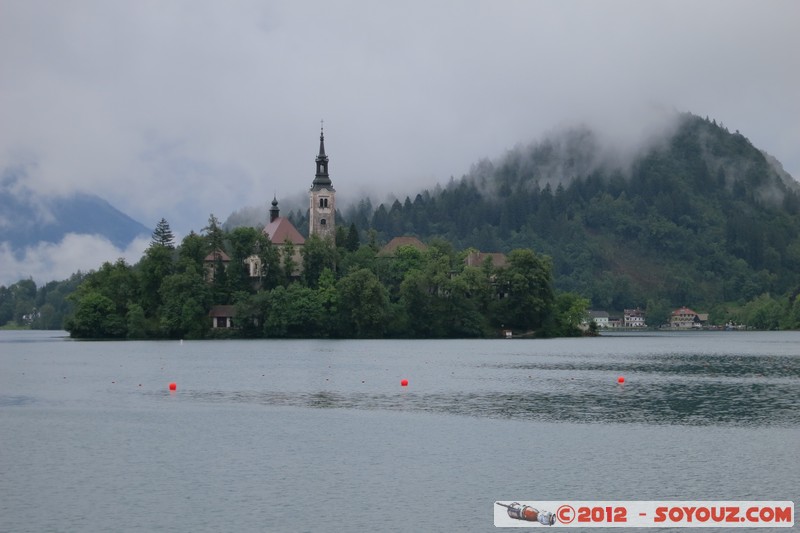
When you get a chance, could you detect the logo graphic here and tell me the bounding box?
[496,502,556,525]
[493,501,794,528]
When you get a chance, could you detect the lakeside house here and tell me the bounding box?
[586,310,609,328]
[670,306,708,329]
[209,305,236,329]
[624,308,646,327]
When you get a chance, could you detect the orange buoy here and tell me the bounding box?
[400,379,409,387]
[169,382,177,391]
[617,376,625,384]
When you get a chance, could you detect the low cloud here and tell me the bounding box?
[1,2,798,235]
[0,234,149,287]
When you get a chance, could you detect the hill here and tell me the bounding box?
[362,112,800,320]
[0,184,150,251]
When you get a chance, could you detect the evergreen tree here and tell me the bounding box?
[202,214,225,256]
[345,223,360,252]
[151,218,175,249]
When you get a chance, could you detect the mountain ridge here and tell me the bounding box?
[0,184,151,252]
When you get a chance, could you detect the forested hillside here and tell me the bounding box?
[345,113,800,324]
[8,113,800,333]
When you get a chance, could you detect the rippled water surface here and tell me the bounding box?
[1,330,798,532]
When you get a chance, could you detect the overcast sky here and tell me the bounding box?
[1,0,799,284]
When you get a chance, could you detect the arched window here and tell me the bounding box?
[320,218,326,226]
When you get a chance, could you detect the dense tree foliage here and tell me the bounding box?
[0,274,84,329]
[59,218,579,338]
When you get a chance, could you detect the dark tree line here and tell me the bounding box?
[0,275,85,329]
[63,216,586,339]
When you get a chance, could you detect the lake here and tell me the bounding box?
[1,330,798,532]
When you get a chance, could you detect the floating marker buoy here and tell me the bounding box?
[400,379,409,387]
[617,376,625,384]
[169,382,177,391]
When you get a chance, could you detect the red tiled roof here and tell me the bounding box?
[204,250,230,262]
[465,251,508,268]
[672,306,697,316]
[378,236,427,256]
[263,217,305,245]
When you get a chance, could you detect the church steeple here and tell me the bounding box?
[269,195,279,222]
[312,123,331,187]
[309,122,336,240]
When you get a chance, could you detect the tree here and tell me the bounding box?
[6,279,36,325]
[138,243,175,316]
[399,268,436,336]
[177,231,208,273]
[281,239,297,283]
[227,226,260,295]
[493,249,555,331]
[151,218,175,249]
[345,223,360,252]
[159,265,211,338]
[336,268,389,338]
[233,290,269,338]
[741,293,782,330]
[256,233,282,290]
[263,284,324,337]
[302,234,337,288]
[0,285,14,326]
[317,268,338,337]
[542,292,589,337]
[126,303,148,339]
[66,260,138,337]
[202,214,225,256]
[66,292,126,338]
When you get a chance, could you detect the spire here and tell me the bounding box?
[318,120,326,157]
[269,195,280,222]
[312,121,331,188]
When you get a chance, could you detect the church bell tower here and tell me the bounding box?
[309,123,336,240]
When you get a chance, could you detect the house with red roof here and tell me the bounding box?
[464,251,508,269]
[670,306,703,328]
[377,236,428,257]
[203,250,230,282]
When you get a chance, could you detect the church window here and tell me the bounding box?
[320,218,326,226]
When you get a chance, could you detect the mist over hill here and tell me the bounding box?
[0,173,151,285]
[0,182,150,251]
[363,112,800,319]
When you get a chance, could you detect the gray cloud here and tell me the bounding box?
[0,235,149,286]
[1,0,798,241]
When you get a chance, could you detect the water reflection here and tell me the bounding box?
[186,379,800,428]
[174,350,800,428]
[486,353,800,379]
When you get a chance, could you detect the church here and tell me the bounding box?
[244,126,337,279]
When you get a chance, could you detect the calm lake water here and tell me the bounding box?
[1,330,798,532]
